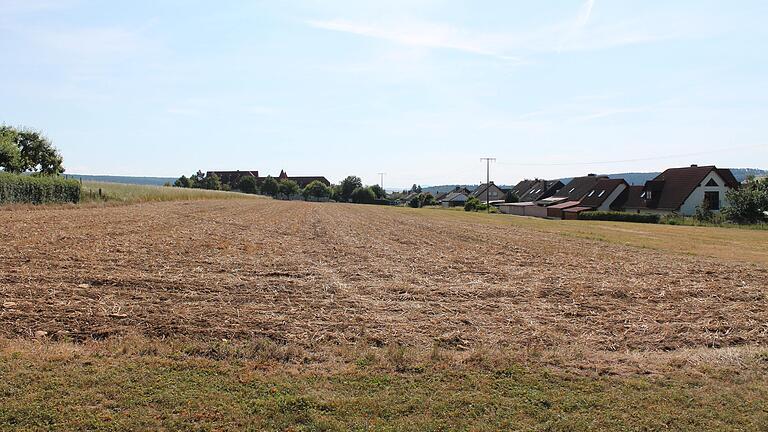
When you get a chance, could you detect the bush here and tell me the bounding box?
[261,176,279,197]
[339,176,363,202]
[278,179,300,198]
[723,177,768,224]
[578,211,660,224]
[694,199,714,222]
[0,173,80,204]
[238,176,258,194]
[198,173,222,190]
[464,197,480,211]
[302,180,331,201]
[370,184,387,199]
[351,186,376,204]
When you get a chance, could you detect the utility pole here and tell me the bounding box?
[480,158,496,213]
[377,172,386,191]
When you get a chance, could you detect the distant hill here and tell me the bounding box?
[66,174,177,186]
[420,168,767,195]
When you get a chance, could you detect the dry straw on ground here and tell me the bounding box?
[1,199,766,368]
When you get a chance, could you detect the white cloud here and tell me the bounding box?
[308,1,690,60]
[307,18,524,62]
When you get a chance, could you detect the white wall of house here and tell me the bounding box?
[679,171,731,215]
[597,184,628,211]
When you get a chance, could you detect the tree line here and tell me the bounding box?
[173,172,388,203]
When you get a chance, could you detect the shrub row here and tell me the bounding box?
[0,173,81,204]
[577,211,660,224]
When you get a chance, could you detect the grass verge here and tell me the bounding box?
[80,181,258,204]
[1,338,766,431]
[405,206,768,266]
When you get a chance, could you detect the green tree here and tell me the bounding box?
[351,186,376,204]
[410,184,422,194]
[278,179,300,197]
[505,191,519,203]
[370,184,386,199]
[303,180,331,200]
[0,135,22,173]
[174,175,191,188]
[238,176,258,194]
[0,126,64,175]
[189,170,206,188]
[339,176,363,202]
[723,177,768,224]
[421,193,436,206]
[200,173,222,190]
[261,176,279,196]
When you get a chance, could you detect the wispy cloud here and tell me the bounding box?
[308,0,686,61]
[307,18,524,62]
[558,0,596,52]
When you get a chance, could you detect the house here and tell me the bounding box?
[578,179,629,211]
[471,182,508,203]
[441,191,470,207]
[555,179,629,219]
[438,187,472,207]
[509,180,537,198]
[517,179,564,202]
[552,174,609,201]
[619,165,739,216]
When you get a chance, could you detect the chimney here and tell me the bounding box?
[690,164,698,167]
[587,173,596,177]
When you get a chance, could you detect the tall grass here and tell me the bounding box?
[80,181,258,204]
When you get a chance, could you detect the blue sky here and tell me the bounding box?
[1,0,767,187]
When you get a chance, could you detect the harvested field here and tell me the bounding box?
[2,199,767,357]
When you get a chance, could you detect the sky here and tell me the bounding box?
[1,0,767,188]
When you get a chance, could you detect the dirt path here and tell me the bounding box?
[1,200,766,352]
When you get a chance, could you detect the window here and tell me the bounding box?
[640,192,646,198]
[645,191,652,200]
[588,190,595,197]
[569,188,575,193]
[704,191,720,210]
[706,178,718,187]
[598,190,605,197]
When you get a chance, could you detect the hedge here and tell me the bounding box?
[577,211,660,224]
[0,173,81,204]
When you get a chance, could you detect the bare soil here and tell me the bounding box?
[1,200,767,354]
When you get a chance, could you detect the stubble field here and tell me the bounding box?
[1,199,767,430]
